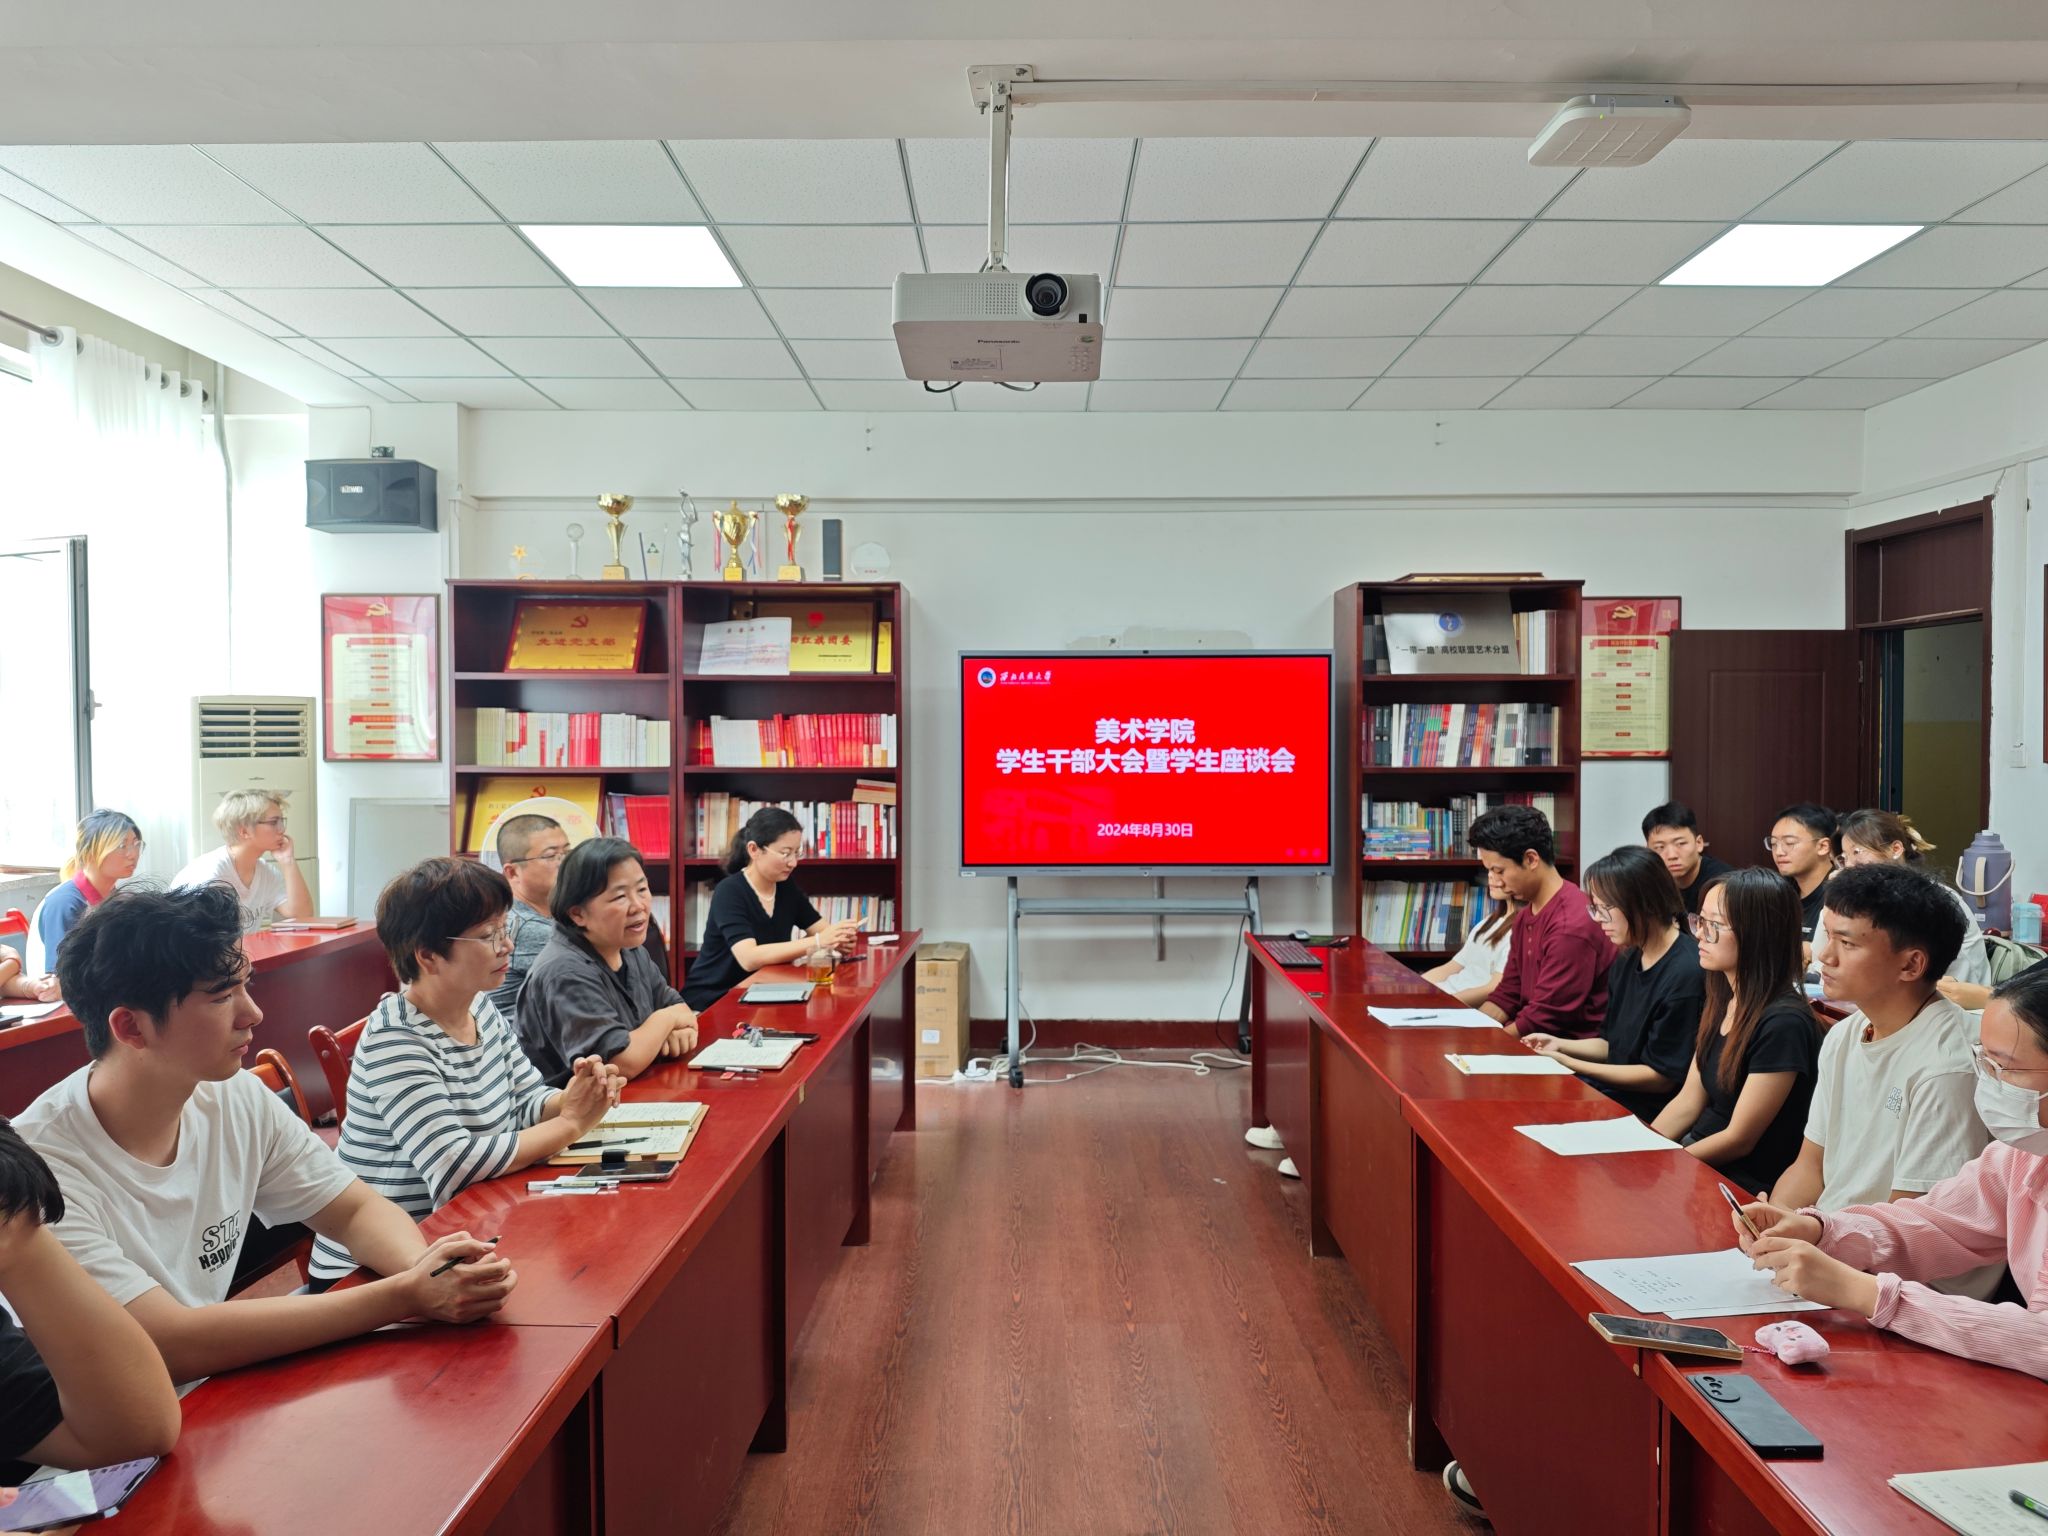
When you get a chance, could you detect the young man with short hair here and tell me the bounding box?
[170,789,313,932]
[1642,801,1734,916]
[17,885,515,1389]
[1767,802,1838,936]
[488,813,570,1025]
[1469,806,1614,1038]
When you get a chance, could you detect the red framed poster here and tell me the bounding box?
[1581,597,1680,759]
[322,594,440,762]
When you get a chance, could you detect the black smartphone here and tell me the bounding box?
[1,1458,160,1531]
[569,1160,679,1184]
[1687,1373,1824,1459]
[1587,1312,1743,1361]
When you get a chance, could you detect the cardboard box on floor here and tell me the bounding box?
[914,942,970,1080]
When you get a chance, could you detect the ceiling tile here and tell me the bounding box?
[921,224,1118,280]
[788,339,907,378]
[1745,287,1985,336]
[391,377,555,408]
[1298,220,1520,285]
[754,288,891,339]
[720,225,923,287]
[200,143,494,222]
[1542,140,1835,221]
[71,226,205,287]
[1339,138,1577,219]
[354,378,418,403]
[668,139,910,223]
[812,381,956,411]
[191,289,295,336]
[1822,336,2036,377]
[1221,378,1370,410]
[1112,222,1317,286]
[1589,286,1809,336]
[1085,380,1230,411]
[904,138,1133,224]
[1487,377,1653,408]
[1354,376,1513,409]
[637,338,800,378]
[0,145,287,222]
[1125,137,1368,221]
[403,288,609,336]
[669,379,819,410]
[1426,285,1634,336]
[318,224,558,286]
[1908,289,2048,338]
[1533,335,1717,374]
[280,337,371,374]
[1478,222,1724,285]
[581,287,776,338]
[1617,376,1787,409]
[432,140,704,222]
[320,337,510,376]
[532,378,689,410]
[1836,226,2048,287]
[1104,287,1281,338]
[951,382,1091,411]
[1680,336,1873,375]
[1241,337,1405,377]
[229,287,451,337]
[1750,377,1933,409]
[1095,339,1254,379]
[1383,336,1568,376]
[113,225,377,287]
[1952,165,2048,224]
[1265,286,1459,337]
[477,337,653,377]
[1753,140,2048,222]
[0,168,86,222]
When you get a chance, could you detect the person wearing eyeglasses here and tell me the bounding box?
[486,814,571,1028]
[1766,801,1838,934]
[309,857,622,1286]
[170,789,313,933]
[682,807,862,1012]
[1834,808,1993,990]
[31,809,145,973]
[1736,964,2048,1379]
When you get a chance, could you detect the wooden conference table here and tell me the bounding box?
[100,932,921,1535]
[1248,935,2048,1536]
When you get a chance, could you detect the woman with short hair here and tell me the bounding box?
[31,808,143,970]
[170,789,312,932]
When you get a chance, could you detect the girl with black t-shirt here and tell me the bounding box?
[683,807,862,1011]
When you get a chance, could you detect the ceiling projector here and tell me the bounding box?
[893,270,1104,383]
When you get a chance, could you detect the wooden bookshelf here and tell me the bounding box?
[1335,578,1584,958]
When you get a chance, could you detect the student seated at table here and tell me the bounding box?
[1642,801,1735,917]
[32,810,144,973]
[0,1118,179,1484]
[682,808,863,1013]
[1649,869,1822,1193]
[171,789,313,933]
[309,858,623,1287]
[1468,805,1614,1038]
[1524,845,1703,1120]
[517,837,700,1084]
[0,947,59,1003]
[1834,808,1993,988]
[485,813,571,1027]
[1738,965,2048,1379]
[1419,865,1523,1008]
[17,885,515,1389]
[1767,802,1837,952]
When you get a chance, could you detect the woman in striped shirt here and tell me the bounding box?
[1739,964,2048,1379]
[310,858,622,1284]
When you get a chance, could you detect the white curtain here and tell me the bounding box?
[24,328,228,879]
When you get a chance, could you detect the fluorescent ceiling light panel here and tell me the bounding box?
[519,225,740,287]
[1661,223,1921,287]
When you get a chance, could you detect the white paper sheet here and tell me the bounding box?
[1515,1117,1682,1155]
[1573,1248,1823,1319]
[1373,1007,1503,1030]
[1445,1052,1574,1075]
[1890,1461,2048,1536]
[0,1001,62,1024]
[691,1035,804,1071]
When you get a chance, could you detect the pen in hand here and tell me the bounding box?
[430,1235,501,1277]
[1719,1184,1762,1244]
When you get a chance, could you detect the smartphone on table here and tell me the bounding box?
[1587,1313,1743,1361]
[2,1458,160,1531]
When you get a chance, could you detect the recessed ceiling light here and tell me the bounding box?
[1661,223,1921,287]
[520,225,741,287]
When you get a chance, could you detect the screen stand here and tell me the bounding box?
[1003,876,1263,1089]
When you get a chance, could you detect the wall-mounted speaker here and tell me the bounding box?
[306,459,439,534]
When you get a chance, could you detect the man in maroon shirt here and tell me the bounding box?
[1469,805,1614,1038]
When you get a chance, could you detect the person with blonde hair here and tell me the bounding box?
[30,809,142,970]
[169,789,312,933]
[1836,808,1992,990]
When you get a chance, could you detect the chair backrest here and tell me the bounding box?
[253,1047,315,1126]
[309,1017,367,1123]
[0,908,27,940]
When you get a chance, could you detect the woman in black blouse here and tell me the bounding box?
[683,808,861,1011]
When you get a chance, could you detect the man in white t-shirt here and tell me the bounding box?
[17,883,515,1389]
[169,788,313,934]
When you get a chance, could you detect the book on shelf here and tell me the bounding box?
[682,879,894,946]
[1511,609,1563,675]
[1361,792,1558,859]
[851,778,897,806]
[692,713,896,768]
[601,793,672,859]
[467,708,671,768]
[690,793,898,860]
[1362,606,1565,676]
[1361,879,1485,951]
[1365,701,1560,767]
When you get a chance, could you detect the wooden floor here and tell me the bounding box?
[714,1055,1480,1536]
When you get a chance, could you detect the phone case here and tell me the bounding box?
[1686,1373,1824,1459]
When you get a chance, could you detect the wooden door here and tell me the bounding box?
[1669,630,1860,857]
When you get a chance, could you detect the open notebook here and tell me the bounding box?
[546,1102,707,1165]
[1891,1463,2048,1535]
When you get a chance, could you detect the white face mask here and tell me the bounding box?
[1972,1073,2048,1157]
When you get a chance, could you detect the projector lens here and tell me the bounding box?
[1025,273,1067,316]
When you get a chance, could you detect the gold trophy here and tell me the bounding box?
[597,494,633,580]
[715,500,755,583]
[774,493,807,581]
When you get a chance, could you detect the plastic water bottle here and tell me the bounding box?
[2014,898,2043,947]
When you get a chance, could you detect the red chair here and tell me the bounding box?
[255,1047,338,1148]
[309,1017,367,1124]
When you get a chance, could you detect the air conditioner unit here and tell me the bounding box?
[191,696,319,895]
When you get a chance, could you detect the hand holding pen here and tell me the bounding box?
[407,1232,515,1323]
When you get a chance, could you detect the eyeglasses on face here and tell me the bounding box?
[447,925,514,951]
[1586,901,1619,924]
[1687,913,1731,942]
[1969,1039,2048,1088]
[254,817,289,829]
[1763,835,1810,853]
[507,847,569,866]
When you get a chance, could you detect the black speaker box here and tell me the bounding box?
[306,458,439,534]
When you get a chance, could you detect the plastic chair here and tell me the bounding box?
[309,1017,368,1124]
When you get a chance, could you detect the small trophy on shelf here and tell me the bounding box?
[508,544,530,580]
[597,494,633,580]
[714,500,755,583]
[565,522,585,579]
[774,493,807,581]
[677,492,699,578]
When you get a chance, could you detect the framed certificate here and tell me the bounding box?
[504,599,648,671]
[322,594,439,762]
[1581,597,1680,759]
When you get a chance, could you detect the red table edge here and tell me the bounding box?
[1647,1353,1830,1536]
[447,1322,614,1536]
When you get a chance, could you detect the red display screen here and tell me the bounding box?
[959,652,1332,872]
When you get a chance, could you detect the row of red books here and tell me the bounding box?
[692,713,897,768]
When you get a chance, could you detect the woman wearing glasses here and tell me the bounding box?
[170,789,313,933]
[29,808,145,973]
[1650,868,1823,1193]
[1738,965,2048,1377]
[309,857,621,1287]
[682,807,862,1012]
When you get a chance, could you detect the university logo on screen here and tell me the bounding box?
[976,666,1052,687]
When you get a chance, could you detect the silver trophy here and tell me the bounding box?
[565,521,585,578]
[677,492,700,578]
